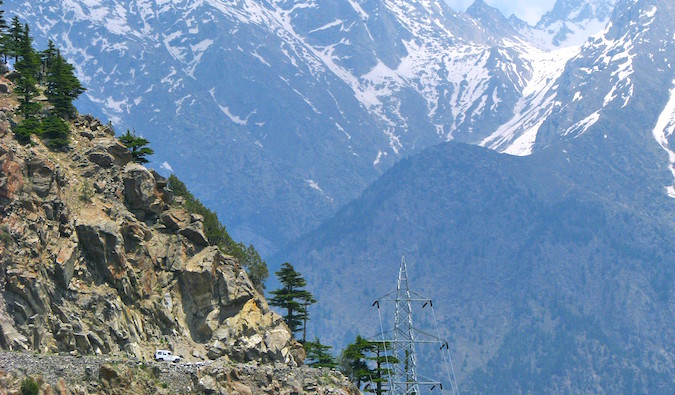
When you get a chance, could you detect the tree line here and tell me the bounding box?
[1,2,85,149]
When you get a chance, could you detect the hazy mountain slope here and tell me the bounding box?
[6,0,580,253]
[275,0,675,391]
[280,139,674,393]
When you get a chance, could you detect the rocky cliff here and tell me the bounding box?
[0,75,356,394]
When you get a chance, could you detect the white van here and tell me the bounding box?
[154,349,181,363]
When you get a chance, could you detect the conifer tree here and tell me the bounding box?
[118,129,154,164]
[14,23,41,119]
[42,115,70,150]
[269,262,315,340]
[240,244,268,294]
[339,336,377,389]
[40,39,57,81]
[366,341,398,395]
[7,16,22,63]
[45,50,85,118]
[305,337,337,369]
[0,1,8,63]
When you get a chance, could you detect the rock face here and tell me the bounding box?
[0,83,301,371]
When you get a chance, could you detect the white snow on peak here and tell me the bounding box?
[652,80,675,198]
[481,45,580,155]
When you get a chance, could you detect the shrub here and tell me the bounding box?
[13,117,42,144]
[42,115,70,150]
[20,377,39,395]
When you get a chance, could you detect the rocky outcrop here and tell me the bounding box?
[122,163,164,219]
[0,79,354,394]
[0,106,298,367]
[0,143,23,200]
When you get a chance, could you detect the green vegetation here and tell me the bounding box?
[305,337,337,369]
[339,335,376,389]
[0,10,84,149]
[42,115,70,149]
[44,46,86,118]
[118,129,154,164]
[20,377,39,395]
[167,174,268,291]
[0,1,8,64]
[0,224,11,245]
[269,262,315,342]
[338,337,397,394]
[13,117,41,144]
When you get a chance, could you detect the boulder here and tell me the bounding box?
[160,209,189,231]
[179,223,209,246]
[100,141,132,166]
[0,144,24,200]
[28,156,55,197]
[0,82,9,94]
[122,163,162,217]
[88,151,114,168]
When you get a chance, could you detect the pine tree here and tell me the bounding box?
[42,115,70,150]
[305,337,337,369]
[365,341,398,395]
[339,336,377,389]
[13,117,42,145]
[40,39,57,81]
[239,244,268,293]
[269,263,315,340]
[14,23,41,119]
[0,1,8,64]
[45,50,85,118]
[118,129,154,164]
[7,16,22,63]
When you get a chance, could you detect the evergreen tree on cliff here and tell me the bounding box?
[45,49,85,118]
[14,23,40,119]
[269,263,315,341]
[118,129,154,164]
[305,337,337,368]
[339,336,376,389]
[7,16,22,63]
[0,1,8,63]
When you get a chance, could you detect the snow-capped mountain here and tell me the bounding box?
[7,0,592,253]
[514,0,618,49]
[14,0,672,255]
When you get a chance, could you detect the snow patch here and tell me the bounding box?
[652,80,675,198]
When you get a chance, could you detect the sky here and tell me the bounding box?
[445,0,558,25]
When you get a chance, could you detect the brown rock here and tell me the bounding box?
[122,163,162,218]
[55,242,77,288]
[102,141,132,166]
[160,209,189,231]
[28,156,55,198]
[0,144,24,200]
[88,151,115,168]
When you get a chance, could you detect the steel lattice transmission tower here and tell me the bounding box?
[374,256,459,395]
